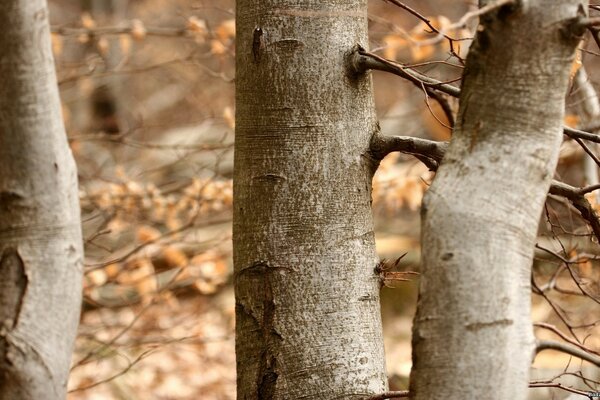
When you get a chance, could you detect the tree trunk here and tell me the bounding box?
[234,1,387,399]
[409,1,586,399]
[0,1,84,399]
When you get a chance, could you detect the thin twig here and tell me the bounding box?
[364,390,410,400]
[529,382,594,398]
[52,24,189,38]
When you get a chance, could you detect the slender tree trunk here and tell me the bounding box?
[234,1,387,399]
[409,1,586,399]
[0,1,84,399]
[574,67,600,200]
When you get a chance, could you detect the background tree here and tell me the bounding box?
[0,0,84,398]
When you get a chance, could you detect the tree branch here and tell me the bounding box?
[535,322,600,356]
[536,339,600,367]
[349,49,461,98]
[364,390,410,400]
[382,0,517,38]
[370,135,600,241]
[563,126,600,143]
[369,133,448,170]
[351,48,600,145]
[528,382,594,398]
[51,24,190,38]
[547,181,600,242]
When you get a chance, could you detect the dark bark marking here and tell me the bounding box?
[0,248,28,330]
[252,27,265,63]
[236,262,283,398]
[256,265,280,399]
[497,2,519,22]
[271,38,304,55]
[466,318,513,331]
[252,173,287,183]
[0,191,27,213]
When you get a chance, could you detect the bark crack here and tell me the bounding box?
[236,262,283,399]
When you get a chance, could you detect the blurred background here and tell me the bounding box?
[46,0,600,398]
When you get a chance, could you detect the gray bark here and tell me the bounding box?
[0,1,83,399]
[234,1,387,399]
[409,1,587,399]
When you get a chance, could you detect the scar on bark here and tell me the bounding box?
[0,247,28,331]
[466,318,513,332]
[236,262,283,399]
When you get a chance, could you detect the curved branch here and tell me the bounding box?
[548,181,600,242]
[536,339,600,368]
[535,322,600,356]
[369,133,448,170]
[370,135,600,241]
[349,49,461,98]
[350,49,600,145]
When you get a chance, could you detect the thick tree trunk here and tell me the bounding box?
[409,1,586,399]
[0,1,84,399]
[234,1,387,399]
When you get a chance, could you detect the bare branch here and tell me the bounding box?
[349,48,461,98]
[548,181,600,242]
[364,390,410,400]
[535,322,600,356]
[581,17,600,27]
[564,126,600,143]
[529,382,594,398]
[382,0,516,41]
[52,24,189,38]
[452,0,516,29]
[371,134,600,241]
[369,133,448,170]
[351,49,600,146]
[536,340,600,368]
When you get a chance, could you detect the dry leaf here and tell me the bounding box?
[137,225,161,243]
[210,39,227,55]
[131,19,147,41]
[215,19,235,41]
[223,106,235,128]
[81,12,96,29]
[96,37,110,56]
[564,114,579,128]
[162,246,188,268]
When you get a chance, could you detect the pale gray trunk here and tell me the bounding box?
[0,1,83,399]
[574,67,600,200]
[234,1,387,399]
[410,1,585,399]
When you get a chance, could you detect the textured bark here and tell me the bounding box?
[409,1,586,399]
[234,1,387,399]
[0,1,83,399]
